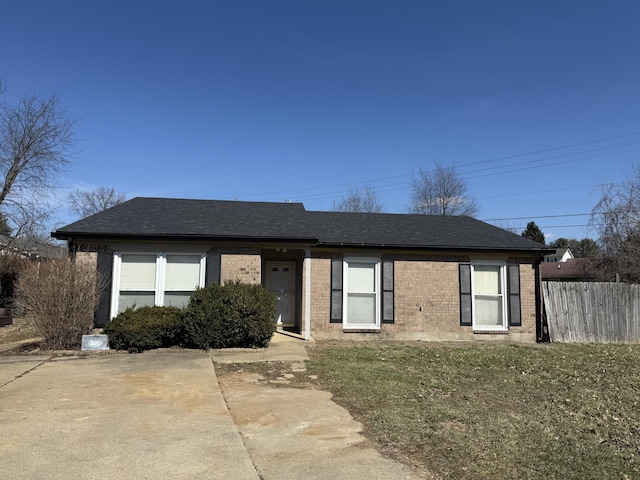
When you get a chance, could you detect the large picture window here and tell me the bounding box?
[112,252,205,316]
[343,258,380,329]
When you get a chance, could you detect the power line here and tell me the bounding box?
[232,131,640,200]
[462,142,640,176]
[274,144,629,203]
[454,131,640,170]
[481,213,592,221]
[466,147,640,180]
[476,184,599,200]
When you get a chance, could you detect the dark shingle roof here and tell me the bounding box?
[53,198,315,241]
[52,197,547,252]
[307,211,544,250]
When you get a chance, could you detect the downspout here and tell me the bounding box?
[304,247,311,341]
[534,253,548,342]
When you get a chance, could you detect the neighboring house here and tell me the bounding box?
[543,248,574,263]
[51,198,550,342]
[540,258,599,282]
[0,235,65,261]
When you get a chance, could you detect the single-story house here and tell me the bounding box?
[51,197,550,342]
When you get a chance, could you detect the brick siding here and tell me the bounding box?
[220,254,261,284]
[307,253,537,342]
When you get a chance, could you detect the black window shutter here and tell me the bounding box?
[381,261,394,324]
[459,264,472,326]
[205,253,221,286]
[507,264,522,326]
[330,258,343,323]
[94,251,113,328]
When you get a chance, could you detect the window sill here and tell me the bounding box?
[343,328,382,333]
[473,329,509,335]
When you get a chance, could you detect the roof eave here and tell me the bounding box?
[52,231,319,244]
[316,241,552,254]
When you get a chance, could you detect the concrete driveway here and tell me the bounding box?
[0,337,426,480]
[0,351,259,480]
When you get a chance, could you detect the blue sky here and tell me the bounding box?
[2,0,639,241]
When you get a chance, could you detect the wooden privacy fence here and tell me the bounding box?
[543,281,640,343]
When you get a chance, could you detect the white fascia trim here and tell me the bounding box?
[156,253,167,306]
[110,251,122,320]
[199,254,206,288]
[304,248,311,341]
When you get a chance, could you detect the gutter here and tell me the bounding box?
[534,253,548,343]
[51,231,319,245]
[315,241,551,255]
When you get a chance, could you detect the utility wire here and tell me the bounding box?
[482,213,592,221]
[454,131,640,169]
[232,131,640,199]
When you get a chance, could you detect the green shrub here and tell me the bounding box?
[104,305,184,353]
[183,280,276,349]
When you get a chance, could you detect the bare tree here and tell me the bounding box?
[68,186,126,218]
[409,162,479,216]
[590,162,640,282]
[0,81,75,237]
[332,184,384,213]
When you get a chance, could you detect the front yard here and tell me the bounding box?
[304,342,640,479]
[0,316,38,345]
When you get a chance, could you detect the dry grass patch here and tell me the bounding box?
[305,342,640,480]
[0,315,38,345]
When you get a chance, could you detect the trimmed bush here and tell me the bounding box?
[104,305,184,353]
[183,281,276,350]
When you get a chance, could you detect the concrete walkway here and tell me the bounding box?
[213,333,426,479]
[210,330,311,363]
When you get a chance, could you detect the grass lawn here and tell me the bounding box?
[305,342,640,480]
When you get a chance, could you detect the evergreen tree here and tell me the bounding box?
[521,221,545,244]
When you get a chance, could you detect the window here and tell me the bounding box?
[343,258,380,329]
[460,262,517,331]
[164,255,202,308]
[472,263,506,330]
[118,254,157,311]
[458,262,522,332]
[112,252,205,316]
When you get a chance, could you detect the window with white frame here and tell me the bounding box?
[118,254,157,312]
[113,252,205,316]
[164,255,202,308]
[343,258,380,329]
[471,262,507,330]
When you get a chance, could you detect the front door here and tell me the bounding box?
[265,262,296,327]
